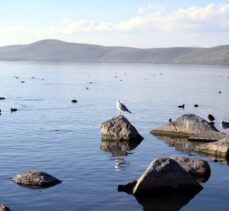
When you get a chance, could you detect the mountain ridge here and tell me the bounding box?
[0,39,228,65]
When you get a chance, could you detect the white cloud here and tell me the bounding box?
[0,3,229,45]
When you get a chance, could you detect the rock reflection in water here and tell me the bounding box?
[114,157,130,171]
[154,135,200,153]
[100,139,142,156]
[135,190,201,211]
[154,135,229,165]
[100,139,142,170]
[198,153,229,165]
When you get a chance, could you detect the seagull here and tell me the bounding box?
[116,100,131,115]
[208,114,215,122]
[220,121,229,129]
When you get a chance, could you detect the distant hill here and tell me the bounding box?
[0,39,229,65]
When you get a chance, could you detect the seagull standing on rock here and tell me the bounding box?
[116,100,132,115]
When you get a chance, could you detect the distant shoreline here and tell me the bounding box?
[0,39,228,66]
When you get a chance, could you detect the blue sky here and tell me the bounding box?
[1,0,229,47]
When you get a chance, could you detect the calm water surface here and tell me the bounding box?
[0,62,229,210]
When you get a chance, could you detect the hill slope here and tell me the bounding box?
[0,39,228,65]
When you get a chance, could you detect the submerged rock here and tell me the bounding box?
[100,115,143,142]
[118,157,203,196]
[0,205,11,211]
[151,114,226,142]
[195,137,229,158]
[13,171,62,188]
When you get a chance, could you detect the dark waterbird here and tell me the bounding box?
[208,114,215,122]
[11,108,17,113]
[21,81,25,83]
[0,97,5,100]
[220,121,229,129]
[194,104,199,107]
[71,99,77,103]
[218,91,222,94]
[178,104,185,109]
[169,118,172,123]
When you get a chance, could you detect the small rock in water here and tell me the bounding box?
[71,99,78,103]
[100,115,143,142]
[13,171,62,188]
[10,108,17,113]
[85,87,89,90]
[0,205,11,211]
[195,137,229,158]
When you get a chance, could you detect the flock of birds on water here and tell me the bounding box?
[176,102,229,129]
[1,72,229,130]
[116,99,229,129]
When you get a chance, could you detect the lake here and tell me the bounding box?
[0,62,229,210]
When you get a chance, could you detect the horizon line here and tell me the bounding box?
[0,38,228,49]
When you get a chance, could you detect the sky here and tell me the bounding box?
[0,0,229,48]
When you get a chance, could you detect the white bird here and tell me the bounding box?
[220,121,229,129]
[116,100,132,115]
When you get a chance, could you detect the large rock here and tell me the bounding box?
[0,205,11,211]
[171,157,211,182]
[151,114,227,142]
[13,171,62,188]
[118,157,202,196]
[100,115,143,141]
[195,137,229,158]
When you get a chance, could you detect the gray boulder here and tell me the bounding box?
[13,171,62,188]
[100,115,143,141]
[151,114,226,142]
[119,157,202,196]
[195,137,229,158]
[0,205,11,211]
[171,157,211,182]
